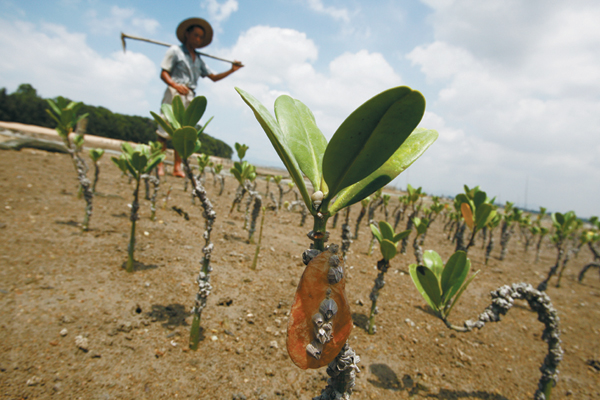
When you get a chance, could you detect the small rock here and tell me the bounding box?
[405,318,415,327]
[26,376,42,386]
[60,315,74,324]
[356,299,364,306]
[265,368,275,376]
[269,340,279,349]
[211,335,218,342]
[59,328,68,336]
[75,335,89,352]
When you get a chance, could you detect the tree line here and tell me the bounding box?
[0,84,232,158]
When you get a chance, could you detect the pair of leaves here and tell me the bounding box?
[234,142,249,160]
[230,161,256,185]
[370,221,411,261]
[89,148,105,162]
[111,143,165,179]
[150,96,212,160]
[46,98,88,139]
[236,87,435,215]
[408,251,477,319]
[412,216,430,236]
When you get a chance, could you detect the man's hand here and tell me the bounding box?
[173,83,190,95]
[231,61,244,72]
[161,70,189,95]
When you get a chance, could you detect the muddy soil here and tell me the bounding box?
[1,146,599,400]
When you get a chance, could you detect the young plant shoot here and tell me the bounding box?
[89,148,105,194]
[368,221,410,334]
[237,85,437,398]
[111,143,165,272]
[46,98,93,230]
[538,211,579,291]
[151,95,216,351]
[455,187,497,255]
[410,251,562,400]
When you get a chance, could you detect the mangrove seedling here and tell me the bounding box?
[410,250,562,400]
[353,196,370,239]
[578,224,600,283]
[237,85,437,398]
[484,213,502,265]
[455,187,497,254]
[340,207,353,263]
[411,216,430,265]
[368,221,410,334]
[229,160,256,214]
[400,184,422,254]
[499,203,522,260]
[143,141,164,221]
[111,143,165,273]
[89,148,105,194]
[273,175,294,210]
[234,142,249,161]
[213,163,225,196]
[537,211,579,291]
[151,95,217,351]
[46,97,93,230]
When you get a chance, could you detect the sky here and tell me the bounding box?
[1,0,599,218]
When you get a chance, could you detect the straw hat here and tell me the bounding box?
[176,18,213,47]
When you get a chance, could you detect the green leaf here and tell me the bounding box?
[440,251,470,303]
[445,270,479,317]
[235,87,311,210]
[370,224,383,243]
[329,128,438,213]
[130,151,148,173]
[423,250,444,278]
[183,96,207,127]
[111,156,127,174]
[46,99,61,116]
[380,239,398,261]
[473,190,487,209]
[198,116,213,135]
[121,142,135,155]
[172,127,198,159]
[475,203,496,231]
[378,221,395,241]
[409,264,438,312]
[392,229,411,243]
[161,104,180,130]
[144,154,166,174]
[151,111,175,137]
[323,87,426,198]
[89,148,105,161]
[274,95,328,192]
[172,95,185,126]
[415,265,441,310]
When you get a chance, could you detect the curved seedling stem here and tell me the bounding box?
[444,283,562,400]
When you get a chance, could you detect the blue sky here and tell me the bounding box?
[1,0,599,218]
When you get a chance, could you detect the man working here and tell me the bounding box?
[157,17,243,177]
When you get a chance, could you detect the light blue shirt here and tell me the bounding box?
[160,45,213,91]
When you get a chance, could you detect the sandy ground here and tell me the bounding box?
[0,125,599,400]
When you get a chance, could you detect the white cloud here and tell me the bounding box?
[188,25,402,166]
[86,6,160,36]
[305,0,351,23]
[201,0,239,32]
[408,0,600,215]
[0,19,158,115]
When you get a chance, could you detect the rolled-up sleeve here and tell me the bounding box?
[160,46,179,72]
